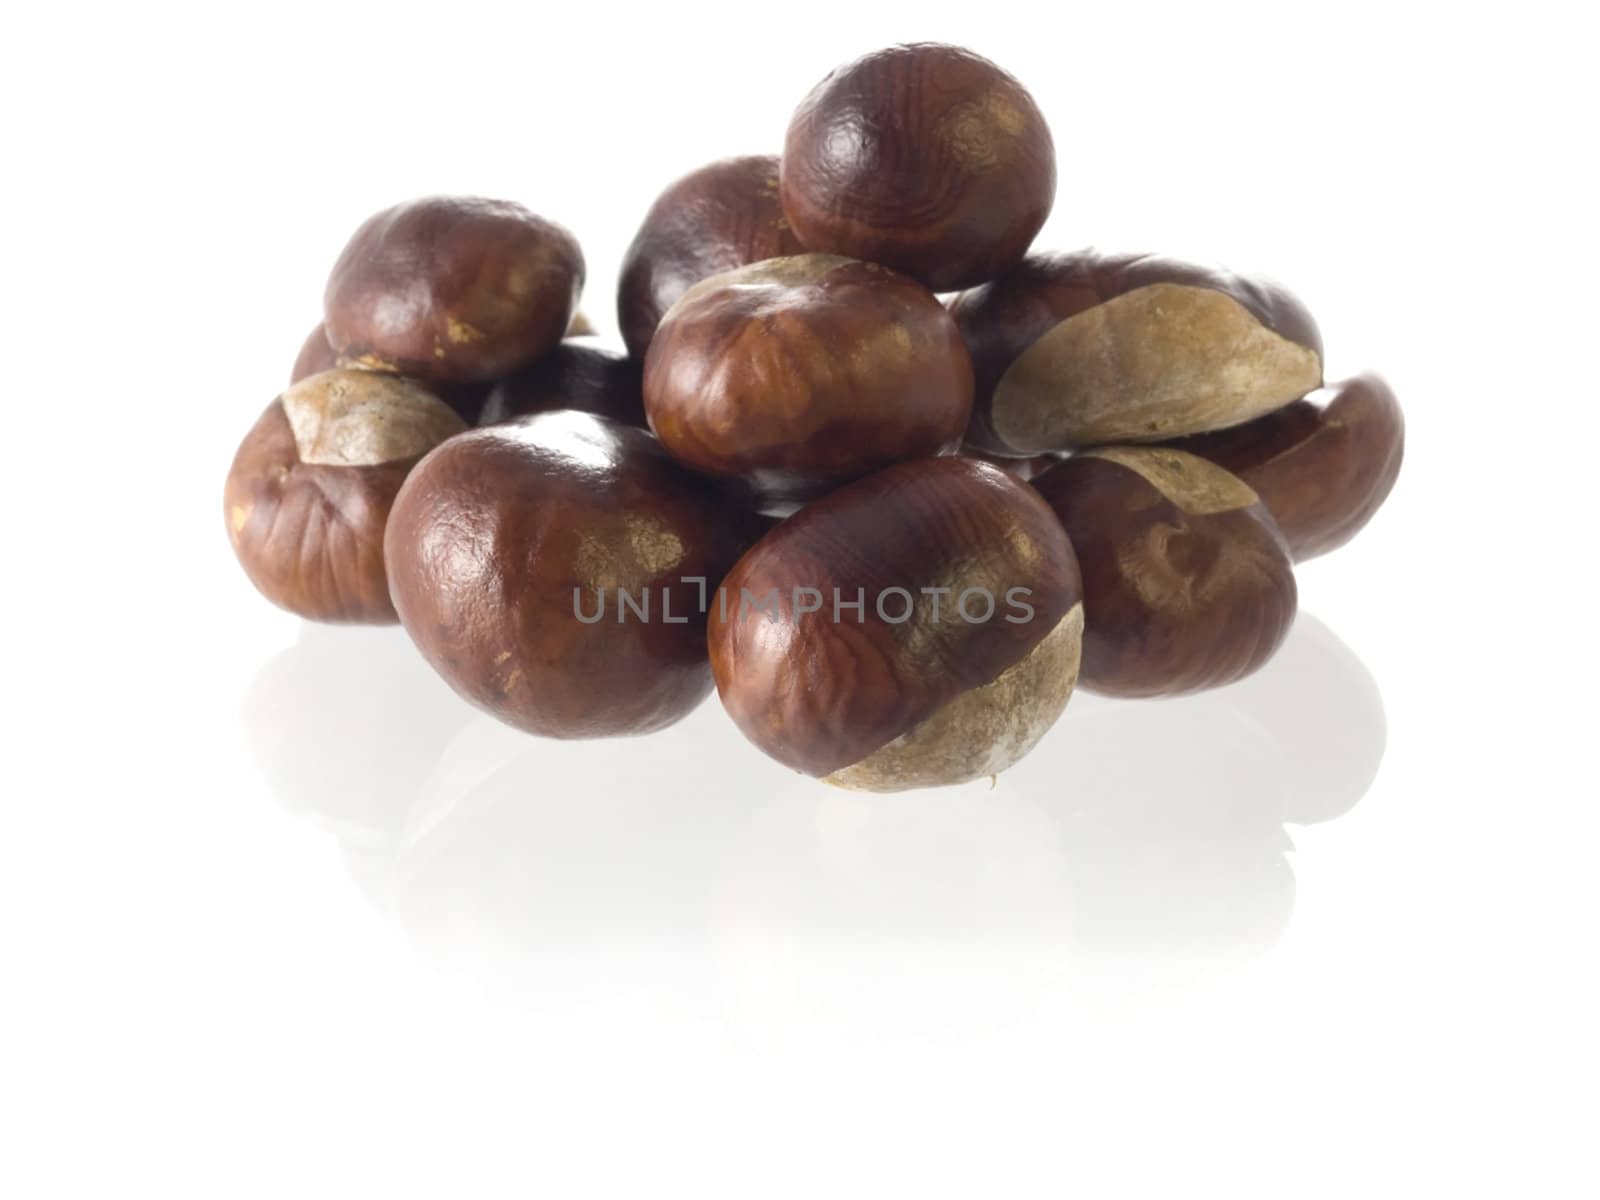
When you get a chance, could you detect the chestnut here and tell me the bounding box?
[961,447,1060,482]
[478,341,646,428]
[709,456,1084,792]
[780,43,1055,292]
[290,321,339,384]
[1033,447,1297,697]
[1163,372,1404,561]
[224,368,467,623]
[290,320,491,423]
[951,250,1325,454]
[617,155,804,359]
[324,196,583,384]
[384,410,758,738]
[643,254,974,507]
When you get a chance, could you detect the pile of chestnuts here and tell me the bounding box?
[225,42,1403,793]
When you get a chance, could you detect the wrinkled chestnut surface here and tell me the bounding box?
[224,369,467,623]
[644,254,973,506]
[290,320,490,422]
[781,43,1055,292]
[324,196,584,384]
[479,342,646,428]
[618,155,804,359]
[384,411,758,738]
[710,456,1082,789]
[1034,447,1298,697]
[952,250,1324,454]
[1164,372,1404,561]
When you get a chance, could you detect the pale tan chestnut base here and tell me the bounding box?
[991,284,1322,451]
[825,604,1084,793]
[283,369,465,466]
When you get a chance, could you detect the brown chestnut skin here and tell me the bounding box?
[644,254,974,507]
[618,155,805,360]
[224,369,468,623]
[290,321,339,384]
[478,342,646,428]
[291,320,492,423]
[1163,372,1404,562]
[709,456,1085,792]
[780,43,1055,292]
[1033,447,1298,698]
[384,411,760,739]
[324,196,584,384]
[951,250,1324,455]
[961,447,1060,482]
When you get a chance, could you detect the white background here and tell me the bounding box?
[4,1,1597,1195]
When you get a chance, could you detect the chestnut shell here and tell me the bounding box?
[1163,372,1404,561]
[617,155,804,359]
[384,411,759,738]
[1033,448,1298,697]
[951,250,1323,454]
[780,43,1055,292]
[709,455,1081,778]
[643,254,973,506]
[324,196,584,384]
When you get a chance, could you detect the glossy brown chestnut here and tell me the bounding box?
[290,320,491,423]
[224,369,467,623]
[644,254,973,506]
[780,43,1055,292]
[384,411,758,738]
[478,342,646,428]
[961,447,1060,482]
[290,321,339,384]
[1163,372,1404,562]
[709,456,1084,791]
[951,250,1325,454]
[1033,447,1298,697]
[324,196,584,384]
[617,155,805,359]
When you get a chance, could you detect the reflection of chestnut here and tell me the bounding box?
[324,196,583,384]
[1163,372,1404,561]
[224,369,467,623]
[1033,447,1297,697]
[478,342,646,428]
[781,43,1055,292]
[644,254,973,507]
[710,456,1083,791]
[951,250,1324,454]
[384,411,759,738]
[617,155,804,359]
[290,320,491,423]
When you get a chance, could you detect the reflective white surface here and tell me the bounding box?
[6,2,1597,1194]
[244,613,1381,991]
